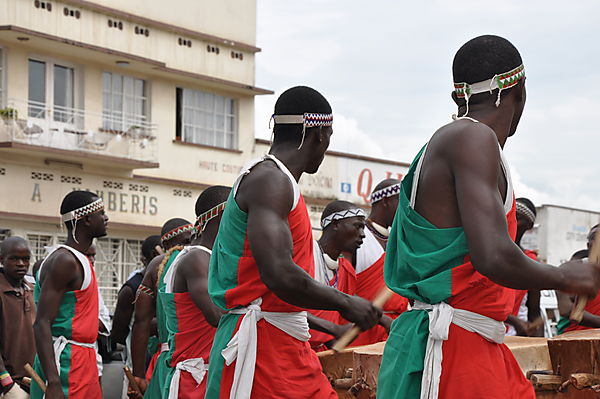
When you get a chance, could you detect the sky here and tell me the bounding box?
[253,0,600,211]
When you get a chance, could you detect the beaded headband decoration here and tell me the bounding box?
[61,198,105,243]
[370,183,401,204]
[321,208,366,229]
[194,201,227,234]
[269,113,333,149]
[61,198,104,222]
[516,202,536,224]
[161,224,194,243]
[454,64,525,117]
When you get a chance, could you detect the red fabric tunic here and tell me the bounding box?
[209,155,335,399]
[222,195,314,313]
[168,292,216,397]
[353,228,408,346]
[216,195,335,398]
[146,350,160,381]
[31,245,101,399]
[309,257,356,351]
[438,203,535,398]
[66,261,101,399]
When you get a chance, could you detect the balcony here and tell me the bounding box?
[0,99,158,168]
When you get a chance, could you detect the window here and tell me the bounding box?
[53,65,74,122]
[102,72,147,132]
[26,233,53,262]
[94,237,144,310]
[28,58,74,122]
[176,88,237,149]
[28,60,46,118]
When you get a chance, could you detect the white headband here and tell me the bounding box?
[61,198,104,244]
[370,183,401,204]
[516,202,536,224]
[454,64,525,117]
[61,198,104,222]
[321,208,366,229]
[269,112,333,149]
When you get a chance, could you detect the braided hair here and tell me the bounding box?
[156,245,184,290]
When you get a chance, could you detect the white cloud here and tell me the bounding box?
[328,114,385,158]
[255,0,600,211]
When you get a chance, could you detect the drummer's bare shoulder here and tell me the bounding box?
[429,119,500,167]
[38,248,80,287]
[236,160,294,214]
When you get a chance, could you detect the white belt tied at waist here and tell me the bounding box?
[167,357,208,399]
[412,301,506,399]
[221,298,311,399]
[160,342,170,353]
[52,336,95,378]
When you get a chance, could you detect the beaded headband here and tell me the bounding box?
[61,198,104,222]
[370,183,401,204]
[161,224,194,243]
[321,208,366,229]
[60,198,105,244]
[195,201,227,233]
[269,113,333,149]
[454,64,525,117]
[516,202,536,224]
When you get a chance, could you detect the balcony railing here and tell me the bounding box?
[0,99,158,165]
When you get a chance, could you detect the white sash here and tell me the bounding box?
[413,301,506,399]
[221,298,311,399]
[167,357,208,399]
[160,342,169,353]
[51,335,95,379]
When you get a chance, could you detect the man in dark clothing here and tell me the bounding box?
[0,237,36,398]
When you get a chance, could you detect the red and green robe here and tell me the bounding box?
[310,243,357,351]
[378,144,535,399]
[206,155,336,399]
[31,245,101,399]
[353,227,408,346]
[160,246,216,398]
[144,249,180,398]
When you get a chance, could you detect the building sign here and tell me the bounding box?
[0,163,199,228]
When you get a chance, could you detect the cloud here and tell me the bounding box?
[255,0,600,211]
[329,114,385,158]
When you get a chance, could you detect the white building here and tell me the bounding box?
[0,0,269,309]
[522,204,600,265]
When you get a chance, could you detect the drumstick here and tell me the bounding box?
[155,245,164,255]
[123,366,142,394]
[570,229,600,323]
[24,363,46,393]
[331,287,394,352]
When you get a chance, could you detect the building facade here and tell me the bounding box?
[0,0,270,308]
[522,204,600,265]
[0,0,411,311]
